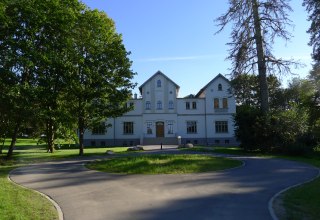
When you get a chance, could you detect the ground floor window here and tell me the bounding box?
[187,121,197,134]
[123,122,134,134]
[215,121,228,133]
[167,121,174,134]
[92,123,106,135]
[146,122,153,134]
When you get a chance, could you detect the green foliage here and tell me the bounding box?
[234,105,313,154]
[0,0,135,156]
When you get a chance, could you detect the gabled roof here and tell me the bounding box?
[195,73,230,97]
[139,70,180,94]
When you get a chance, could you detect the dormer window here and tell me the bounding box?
[157,80,161,87]
[218,83,222,91]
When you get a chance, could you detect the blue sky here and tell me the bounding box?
[81,0,312,97]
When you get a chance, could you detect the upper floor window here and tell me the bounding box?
[157,80,161,87]
[146,101,151,110]
[169,100,174,109]
[187,121,197,134]
[186,102,190,109]
[218,83,222,91]
[123,122,134,134]
[192,101,197,109]
[157,101,162,109]
[92,122,106,135]
[214,98,219,109]
[223,98,228,109]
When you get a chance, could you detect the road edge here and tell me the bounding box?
[268,166,320,220]
[8,168,64,220]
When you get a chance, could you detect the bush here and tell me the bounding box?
[234,105,314,155]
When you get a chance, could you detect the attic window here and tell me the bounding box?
[218,84,222,91]
[157,80,161,87]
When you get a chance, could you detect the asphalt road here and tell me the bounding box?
[10,150,319,220]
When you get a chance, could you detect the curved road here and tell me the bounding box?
[10,150,319,220]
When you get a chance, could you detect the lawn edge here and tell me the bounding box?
[8,168,64,220]
[268,166,320,220]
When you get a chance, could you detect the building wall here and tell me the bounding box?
[83,72,238,147]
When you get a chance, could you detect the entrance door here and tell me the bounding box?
[156,122,164,137]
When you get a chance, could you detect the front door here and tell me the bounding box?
[156,121,164,137]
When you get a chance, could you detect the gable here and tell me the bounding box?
[139,71,180,95]
[195,73,230,98]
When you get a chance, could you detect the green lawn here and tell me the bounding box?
[86,154,242,174]
[0,139,129,220]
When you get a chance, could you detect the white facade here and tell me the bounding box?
[84,71,237,146]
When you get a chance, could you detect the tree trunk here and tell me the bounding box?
[6,123,20,159]
[78,116,84,156]
[46,119,55,153]
[251,0,269,114]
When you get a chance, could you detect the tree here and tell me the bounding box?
[32,0,83,153]
[68,9,135,156]
[303,0,320,62]
[231,74,284,110]
[0,0,40,158]
[216,0,298,114]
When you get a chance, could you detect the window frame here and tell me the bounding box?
[215,121,228,133]
[157,79,161,87]
[168,100,174,109]
[145,101,151,110]
[157,101,162,109]
[91,122,106,135]
[123,122,134,135]
[187,121,197,134]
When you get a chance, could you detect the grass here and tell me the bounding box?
[192,146,320,220]
[0,139,129,220]
[86,154,242,174]
[0,165,59,220]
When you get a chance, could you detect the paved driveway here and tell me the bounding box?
[10,151,319,220]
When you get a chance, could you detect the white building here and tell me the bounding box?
[84,71,237,146]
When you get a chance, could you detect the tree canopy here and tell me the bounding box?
[0,0,135,158]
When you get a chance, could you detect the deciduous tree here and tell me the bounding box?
[68,9,135,156]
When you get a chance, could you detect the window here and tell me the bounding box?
[129,102,134,109]
[92,123,106,135]
[146,122,153,134]
[214,98,219,109]
[187,121,197,134]
[192,101,197,109]
[146,101,151,110]
[157,80,161,87]
[218,83,222,91]
[169,100,174,109]
[157,101,162,109]
[223,98,228,109]
[215,121,228,133]
[167,121,174,134]
[186,102,190,109]
[123,122,134,134]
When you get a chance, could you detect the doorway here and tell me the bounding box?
[156,121,164,137]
